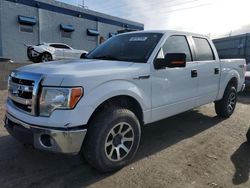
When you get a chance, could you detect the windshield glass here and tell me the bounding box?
[87,33,163,63]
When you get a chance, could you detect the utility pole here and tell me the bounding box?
[79,0,88,9]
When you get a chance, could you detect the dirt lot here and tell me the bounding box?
[0,90,250,188]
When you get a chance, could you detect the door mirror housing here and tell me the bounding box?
[165,53,186,68]
[154,53,187,69]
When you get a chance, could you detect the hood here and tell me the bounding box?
[17,59,138,86]
[17,59,134,75]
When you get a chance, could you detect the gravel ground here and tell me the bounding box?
[0,90,250,188]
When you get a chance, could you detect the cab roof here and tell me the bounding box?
[120,30,209,39]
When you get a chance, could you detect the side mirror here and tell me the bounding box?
[154,53,186,69]
[165,53,186,68]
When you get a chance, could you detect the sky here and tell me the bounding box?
[58,0,250,38]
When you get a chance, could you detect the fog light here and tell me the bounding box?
[40,134,52,147]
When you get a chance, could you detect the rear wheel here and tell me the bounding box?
[82,107,141,172]
[40,53,52,62]
[80,53,87,59]
[215,84,237,118]
[247,128,250,143]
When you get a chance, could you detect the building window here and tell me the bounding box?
[18,15,36,33]
[87,29,99,36]
[20,25,33,33]
[61,30,72,38]
[60,24,74,39]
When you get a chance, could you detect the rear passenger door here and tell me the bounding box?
[191,37,220,106]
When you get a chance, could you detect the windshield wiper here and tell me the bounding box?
[92,55,121,61]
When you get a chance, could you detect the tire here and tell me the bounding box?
[32,58,41,63]
[40,52,52,62]
[215,84,237,118]
[80,53,87,59]
[82,107,141,172]
[247,128,250,143]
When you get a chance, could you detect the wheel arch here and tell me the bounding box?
[87,95,144,127]
[42,51,52,56]
[80,52,87,59]
[227,77,238,89]
[217,69,240,100]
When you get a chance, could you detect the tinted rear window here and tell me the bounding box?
[193,37,215,61]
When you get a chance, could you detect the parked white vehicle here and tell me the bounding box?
[245,64,250,89]
[27,43,88,63]
[5,30,246,172]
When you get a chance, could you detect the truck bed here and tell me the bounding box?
[219,59,246,92]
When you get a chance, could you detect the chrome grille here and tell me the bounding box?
[8,71,43,116]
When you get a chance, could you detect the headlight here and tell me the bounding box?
[39,87,83,116]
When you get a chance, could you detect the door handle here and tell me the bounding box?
[191,69,198,78]
[133,75,150,80]
[214,67,220,74]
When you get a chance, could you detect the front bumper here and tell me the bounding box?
[4,113,87,154]
[27,48,42,63]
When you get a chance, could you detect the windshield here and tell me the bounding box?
[87,33,163,63]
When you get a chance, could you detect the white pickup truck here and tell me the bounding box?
[4,30,246,172]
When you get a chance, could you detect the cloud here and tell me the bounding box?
[58,0,250,38]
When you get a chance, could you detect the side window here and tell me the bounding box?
[50,44,60,48]
[162,35,192,62]
[50,44,70,49]
[59,45,71,49]
[192,37,215,61]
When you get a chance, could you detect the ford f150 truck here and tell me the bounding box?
[4,30,246,172]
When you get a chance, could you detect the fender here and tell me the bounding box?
[33,46,56,58]
[217,68,240,100]
[33,46,53,54]
[80,79,151,124]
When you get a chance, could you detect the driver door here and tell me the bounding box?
[62,44,75,59]
[151,35,198,122]
[50,44,64,60]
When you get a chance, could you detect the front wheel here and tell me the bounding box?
[40,53,52,62]
[215,85,237,118]
[82,108,141,172]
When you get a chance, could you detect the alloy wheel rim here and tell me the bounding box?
[227,92,236,113]
[105,122,134,162]
[42,54,51,62]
